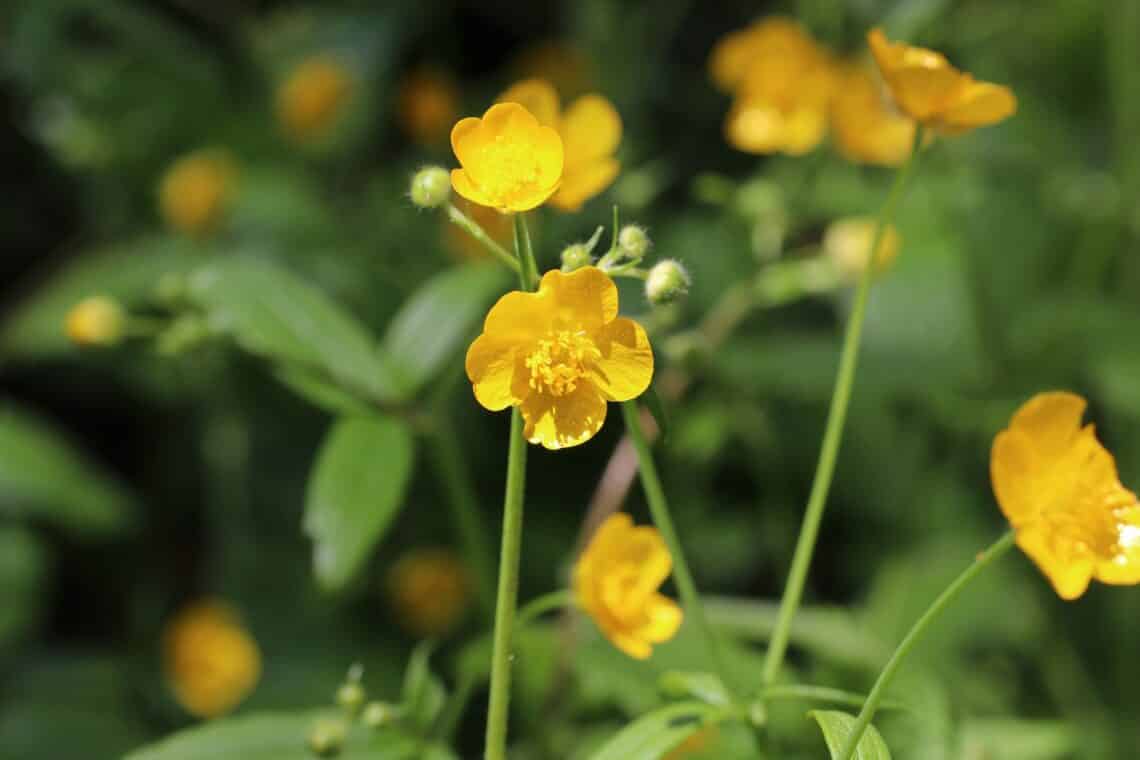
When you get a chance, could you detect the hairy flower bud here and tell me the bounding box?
[410,166,451,208]
[307,719,346,757]
[362,701,397,729]
[336,681,365,713]
[618,224,651,259]
[645,260,691,306]
[560,243,593,272]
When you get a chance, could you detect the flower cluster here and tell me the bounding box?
[163,600,261,718]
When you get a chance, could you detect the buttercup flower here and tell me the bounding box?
[397,67,458,146]
[158,149,235,237]
[65,296,125,347]
[465,266,653,449]
[574,513,683,659]
[714,18,836,155]
[823,217,902,278]
[277,55,353,141]
[830,63,916,166]
[991,392,1140,600]
[498,80,622,211]
[163,600,261,718]
[450,102,564,212]
[387,548,472,637]
[868,28,1016,134]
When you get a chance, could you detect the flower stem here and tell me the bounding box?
[621,401,737,697]
[483,213,538,760]
[446,202,520,274]
[837,532,1017,759]
[760,127,926,689]
[517,589,576,628]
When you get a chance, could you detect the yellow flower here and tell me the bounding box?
[397,67,458,146]
[715,18,836,155]
[497,80,622,212]
[574,513,682,659]
[991,392,1140,600]
[387,548,472,637]
[830,63,916,166]
[450,102,564,212]
[65,296,125,347]
[277,55,353,141]
[163,600,261,718]
[465,267,653,449]
[511,41,593,99]
[822,217,902,278]
[867,28,1016,134]
[158,149,235,237]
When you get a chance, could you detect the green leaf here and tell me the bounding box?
[303,415,414,590]
[588,701,724,760]
[0,404,134,537]
[0,526,49,653]
[274,364,374,416]
[186,259,408,404]
[382,263,508,393]
[809,710,892,760]
[401,641,447,733]
[0,238,194,361]
[123,710,421,760]
[959,718,1077,759]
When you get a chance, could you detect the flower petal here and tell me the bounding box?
[541,266,619,330]
[560,94,622,170]
[886,64,965,121]
[725,98,789,154]
[498,78,560,127]
[588,317,653,401]
[634,593,683,644]
[482,289,554,340]
[549,158,621,211]
[450,116,485,169]
[465,334,524,411]
[1015,521,1094,601]
[520,384,607,449]
[938,80,1017,131]
[450,168,495,208]
[1008,392,1088,457]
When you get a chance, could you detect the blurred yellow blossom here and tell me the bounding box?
[444,197,514,261]
[574,513,682,659]
[823,217,901,278]
[158,149,235,237]
[163,600,261,718]
[65,296,125,347]
[830,63,916,166]
[991,392,1140,600]
[499,80,622,211]
[465,267,652,449]
[397,67,458,146]
[387,548,472,637]
[868,28,1016,134]
[450,102,564,212]
[277,55,353,141]
[713,18,836,155]
[511,41,593,98]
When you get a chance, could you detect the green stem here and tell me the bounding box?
[429,423,496,620]
[837,532,1016,759]
[621,401,737,698]
[517,590,576,628]
[437,667,478,742]
[759,685,905,712]
[446,202,520,274]
[513,213,540,288]
[760,127,925,688]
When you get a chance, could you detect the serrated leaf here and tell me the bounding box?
[187,258,408,404]
[809,710,892,760]
[303,415,414,590]
[588,702,724,760]
[0,404,134,537]
[383,263,508,393]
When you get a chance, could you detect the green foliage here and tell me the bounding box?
[588,701,725,760]
[809,710,892,760]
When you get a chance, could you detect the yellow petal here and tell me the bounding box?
[549,158,621,212]
[938,80,1017,131]
[541,266,620,330]
[709,25,766,92]
[887,64,965,121]
[521,384,607,449]
[482,289,554,340]
[635,593,683,644]
[498,78,561,128]
[588,317,653,401]
[1007,392,1088,457]
[465,334,523,411]
[450,168,496,208]
[779,105,829,155]
[560,94,622,170]
[608,629,654,660]
[1096,509,1140,585]
[623,526,674,601]
[1015,522,1094,601]
[450,116,485,169]
[725,98,788,154]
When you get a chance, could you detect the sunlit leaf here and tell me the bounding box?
[809,710,892,760]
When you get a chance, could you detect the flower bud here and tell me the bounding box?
[362,701,397,729]
[560,243,593,272]
[618,225,651,259]
[307,719,346,757]
[336,681,365,713]
[410,166,451,209]
[645,260,691,306]
[65,296,126,347]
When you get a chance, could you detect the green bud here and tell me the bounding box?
[560,243,593,272]
[361,701,397,729]
[336,681,365,713]
[307,719,346,757]
[410,166,450,209]
[618,224,651,259]
[645,259,691,306]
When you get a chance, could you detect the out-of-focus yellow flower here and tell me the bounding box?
[830,63,916,166]
[450,102,564,212]
[465,267,653,449]
[397,68,458,146]
[867,28,1016,134]
[511,41,593,99]
[277,55,353,141]
[158,149,235,237]
[991,392,1140,600]
[823,217,901,278]
[574,513,682,659]
[163,600,261,718]
[444,197,514,261]
[65,296,125,347]
[498,80,622,212]
[386,548,472,637]
[714,18,836,155]
[664,726,718,759]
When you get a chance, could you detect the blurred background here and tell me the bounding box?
[1,0,1138,758]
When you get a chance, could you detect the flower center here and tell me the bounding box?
[476,134,544,201]
[524,329,600,397]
